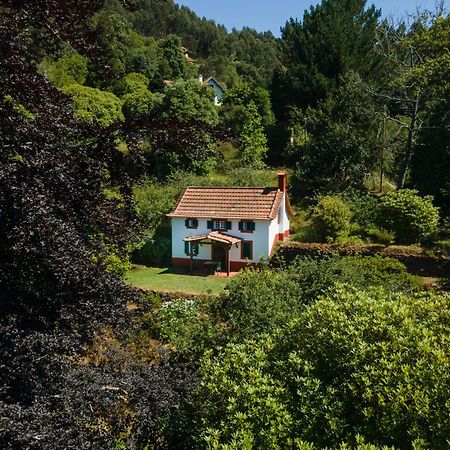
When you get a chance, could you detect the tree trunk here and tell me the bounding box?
[398,93,420,188]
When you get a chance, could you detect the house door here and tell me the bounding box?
[211,243,227,272]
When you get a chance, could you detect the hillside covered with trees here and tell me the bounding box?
[0,0,449,448]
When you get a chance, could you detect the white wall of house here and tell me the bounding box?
[278,192,290,236]
[171,217,273,262]
[268,216,279,254]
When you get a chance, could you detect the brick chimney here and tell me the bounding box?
[278,172,287,192]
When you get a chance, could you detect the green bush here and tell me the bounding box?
[133,177,179,232]
[63,84,124,127]
[227,167,276,187]
[215,255,418,341]
[377,189,440,244]
[132,235,171,267]
[310,196,352,242]
[285,255,419,298]
[122,89,162,118]
[364,226,395,244]
[337,188,380,227]
[192,287,450,448]
[216,267,306,339]
[39,52,88,89]
[152,298,218,357]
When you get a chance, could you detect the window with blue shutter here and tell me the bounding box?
[186,218,198,229]
[207,220,213,229]
[185,241,199,256]
[239,221,255,232]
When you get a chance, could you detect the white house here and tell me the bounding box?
[199,75,225,105]
[167,172,292,275]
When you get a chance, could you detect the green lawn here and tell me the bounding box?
[126,265,230,294]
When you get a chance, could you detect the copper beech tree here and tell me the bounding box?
[0,1,211,447]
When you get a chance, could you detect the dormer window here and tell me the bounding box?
[185,218,198,229]
[239,221,255,232]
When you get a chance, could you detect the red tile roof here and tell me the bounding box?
[167,187,284,220]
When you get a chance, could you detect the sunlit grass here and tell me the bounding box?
[126,265,230,294]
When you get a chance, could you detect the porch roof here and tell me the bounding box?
[184,231,242,246]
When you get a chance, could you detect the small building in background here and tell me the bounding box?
[199,74,225,105]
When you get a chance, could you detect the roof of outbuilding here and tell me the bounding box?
[167,186,287,220]
[185,231,242,245]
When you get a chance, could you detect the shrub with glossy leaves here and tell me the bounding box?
[63,83,125,126]
[377,189,440,244]
[151,298,219,358]
[192,287,450,449]
[310,195,352,242]
[39,51,88,89]
[217,255,418,341]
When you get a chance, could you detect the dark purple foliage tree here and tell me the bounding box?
[0,1,200,447]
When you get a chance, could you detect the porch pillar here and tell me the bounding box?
[227,244,231,276]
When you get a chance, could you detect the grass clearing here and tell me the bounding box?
[126,265,230,295]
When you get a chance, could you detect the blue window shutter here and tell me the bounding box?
[238,221,243,231]
[226,221,232,230]
[193,219,198,227]
[250,222,255,231]
[185,219,189,227]
[193,243,199,256]
[207,220,213,229]
[184,241,189,255]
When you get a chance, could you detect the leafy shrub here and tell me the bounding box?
[216,267,306,339]
[377,189,440,244]
[152,298,217,357]
[285,255,419,298]
[63,84,124,127]
[39,52,88,89]
[364,226,395,244]
[132,235,171,267]
[216,256,418,341]
[334,234,366,245]
[276,287,450,448]
[194,339,294,449]
[122,89,162,118]
[310,195,352,242]
[113,72,150,96]
[133,177,178,232]
[192,287,450,449]
[227,167,276,187]
[337,188,379,227]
